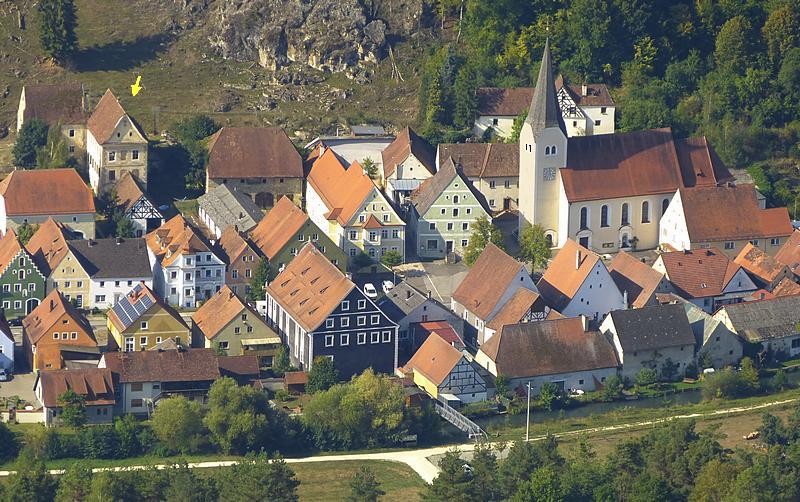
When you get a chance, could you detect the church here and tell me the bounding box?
[518,41,754,254]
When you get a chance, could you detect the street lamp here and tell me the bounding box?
[525,381,532,441]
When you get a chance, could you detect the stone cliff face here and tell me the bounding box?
[207,0,424,77]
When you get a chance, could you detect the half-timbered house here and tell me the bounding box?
[115,172,163,237]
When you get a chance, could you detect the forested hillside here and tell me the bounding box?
[420,0,800,216]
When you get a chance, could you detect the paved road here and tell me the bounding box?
[0,397,795,484]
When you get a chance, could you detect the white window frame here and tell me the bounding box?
[357,332,366,345]
[340,333,349,346]
[325,334,334,347]
[370,331,380,343]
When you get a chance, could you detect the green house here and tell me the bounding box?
[250,196,347,280]
[0,230,46,318]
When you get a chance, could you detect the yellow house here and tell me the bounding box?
[107,283,190,351]
[26,218,91,308]
[191,286,281,368]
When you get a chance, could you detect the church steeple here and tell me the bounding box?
[526,39,567,137]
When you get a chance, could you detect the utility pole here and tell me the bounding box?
[525,381,532,441]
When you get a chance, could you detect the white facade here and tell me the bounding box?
[152,251,225,308]
[0,328,13,371]
[87,115,148,195]
[473,115,517,139]
[558,259,626,321]
[91,276,154,310]
[653,258,757,313]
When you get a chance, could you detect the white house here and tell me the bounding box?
[34,368,116,426]
[0,316,13,371]
[146,215,226,308]
[537,239,626,321]
[684,303,743,369]
[380,127,437,203]
[114,172,163,237]
[714,295,800,361]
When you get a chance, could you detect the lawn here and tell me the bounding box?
[289,460,426,501]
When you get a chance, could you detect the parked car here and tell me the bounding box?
[0,369,9,382]
[382,280,394,294]
[363,283,378,299]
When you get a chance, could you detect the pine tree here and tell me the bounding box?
[38,0,78,64]
[425,76,446,127]
[347,467,385,502]
[453,64,478,130]
[248,257,270,302]
[13,118,49,168]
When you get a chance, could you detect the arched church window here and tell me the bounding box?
[621,203,630,226]
[642,201,650,223]
[545,146,551,155]
[600,205,609,227]
[580,207,589,229]
[662,198,670,216]
[545,233,554,247]
[551,145,557,155]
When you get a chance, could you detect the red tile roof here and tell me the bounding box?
[192,286,267,340]
[734,243,791,285]
[658,248,744,299]
[22,84,86,125]
[146,215,213,267]
[206,127,303,180]
[674,136,734,187]
[415,320,463,346]
[38,368,114,408]
[25,218,71,276]
[537,239,602,311]
[775,230,800,275]
[608,251,665,308]
[87,89,142,144]
[249,196,309,259]
[771,277,800,297]
[485,288,542,330]
[0,169,95,216]
[438,143,519,178]
[23,289,95,345]
[404,334,464,386]
[307,149,379,226]
[476,87,534,116]
[102,348,220,383]
[381,127,436,179]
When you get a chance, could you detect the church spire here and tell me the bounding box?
[526,38,566,137]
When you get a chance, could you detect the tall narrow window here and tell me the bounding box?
[551,145,557,155]
[545,234,553,248]
[641,201,650,223]
[580,207,588,229]
[545,146,551,155]
[662,198,670,216]
[600,205,609,227]
[453,195,459,204]
[621,203,629,225]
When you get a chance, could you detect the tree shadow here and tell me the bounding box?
[75,33,174,72]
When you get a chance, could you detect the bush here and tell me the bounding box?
[702,367,758,400]
[274,389,291,402]
[352,252,374,269]
[635,368,658,387]
[598,375,623,402]
[380,250,403,267]
[78,426,120,459]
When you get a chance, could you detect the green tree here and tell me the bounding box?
[771,369,789,391]
[248,257,270,302]
[13,118,49,168]
[16,222,39,246]
[0,421,19,463]
[453,63,479,130]
[7,450,58,502]
[425,75,446,127]
[518,223,551,269]
[150,395,205,454]
[55,462,93,502]
[273,345,291,377]
[513,466,567,502]
[470,444,499,501]
[113,214,137,238]
[381,250,403,267]
[173,114,220,143]
[362,157,379,179]
[164,463,219,502]
[689,458,738,502]
[598,374,623,402]
[215,454,299,502]
[507,111,527,143]
[763,5,800,61]
[497,438,564,498]
[353,251,374,269]
[758,412,788,446]
[425,449,474,500]
[204,377,278,454]
[307,356,339,393]
[463,216,504,266]
[36,122,76,169]
[714,16,754,74]
[38,0,78,64]
[739,357,760,392]
[347,466,385,502]
[636,367,658,387]
[58,389,87,428]
[538,381,559,411]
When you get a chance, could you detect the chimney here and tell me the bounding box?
[406,289,413,300]
[580,314,588,332]
[116,238,123,245]
[49,299,55,311]
[623,290,628,308]
[575,250,582,270]
[427,290,432,299]
[87,239,96,247]
[581,83,588,96]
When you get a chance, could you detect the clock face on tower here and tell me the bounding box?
[543,167,557,181]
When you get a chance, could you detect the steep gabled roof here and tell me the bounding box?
[307,150,382,226]
[485,287,541,330]
[452,243,529,320]
[107,283,188,333]
[526,39,567,137]
[114,171,148,214]
[404,334,465,386]
[37,368,114,408]
[381,127,436,179]
[557,77,615,107]
[411,158,490,216]
[0,229,26,277]
[146,215,214,267]
[87,89,144,144]
[378,281,432,321]
[608,251,665,308]
[438,143,519,178]
[198,184,263,233]
[476,87,534,116]
[102,348,220,383]
[192,286,268,340]
[775,230,800,275]
[25,218,72,276]
[734,243,791,285]
[0,168,95,216]
[21,83,86,125]
[480,317,618,379]
[206,127,303,179]
[266,243,354,332]
[658,248,744,299]
[249,196,310,259]
[537,239,601,311]
[214,225,258,265]
[607,304,695,352]
[674,136,734,187]
[771,277,800,297]
[23,289,95,345]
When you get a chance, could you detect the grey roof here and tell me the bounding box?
[350,125,386,136]
[69,238,152,279]
[377,281,430,322]
[717,295,800,342]
[411,158,491,216]
[198,184,263,233]
[684,303,733,348]
[526,39,567,136]
[387,178,423,192]
[608,304,695,352]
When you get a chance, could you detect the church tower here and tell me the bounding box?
[518,39,568,247]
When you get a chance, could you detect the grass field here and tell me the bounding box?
[290,460,426,501]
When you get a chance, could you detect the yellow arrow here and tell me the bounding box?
[131,76,142,97]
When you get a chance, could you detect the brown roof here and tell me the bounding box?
[22,84,85,125]
[107,283,188,333]
[734,243,791,285]
[249,196,309,259]
[775,230,800,275]
[146,215,214,267]
[114,171,146,213]
[193,286,267,340]
[415,320,463,346]
[214,225,258,265]
[485,288,542,330]
[284,371,308,385]
[102,348,220,383]
[404,334,465,386]
[771,277,800,297]
[658,248,744,299]
[37,368,115,408]
[557,79,615,107]
[23,289,94,345]
[307,150,379,226]
[678,185,793,242]
[266,243,354,332]
[438,143,519,178]
[206,127,303,180]
[87,89,142,144]
[675,136,734,187]
[381,127,436,179]
[451,243,528,320]
[562,128,685,202]
[0,229,24,276]
[217,355,260,379]
[608,251,665,308]
[25,218,71,276]
[0,169,95,216]
[476,87,534,116]
[537,239,602,311]
[480,317,618,379]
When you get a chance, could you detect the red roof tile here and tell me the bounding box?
[0,169,95,216]
[206,127,303,180]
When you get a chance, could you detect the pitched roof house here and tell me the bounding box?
[409,158,492,259]
[248,195,346,280]
[212,226,262,298]
[714,295,800,360]
[107,283,190,351]
[601,304,696,380]
[34,368,115,425]
[0,229,46,319]
[198,183,264,238]
[86,89,148,194]
[775,230,800,277]
[652,248,758,313]
[734,243,794,290]
[17,83,86,130]
[0,168,96,238]
[306,148,405,263]
[380,127,436,200]
[205,127,303,209]
[22,289,97,370]
[537,239,625,321]
[475,317,618,394]
[683,303,743,369]
[265,243,398,379]
[437,143,519,213]
[191,286,280,366]
[114,172,163,237]
[608,251,667,308]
